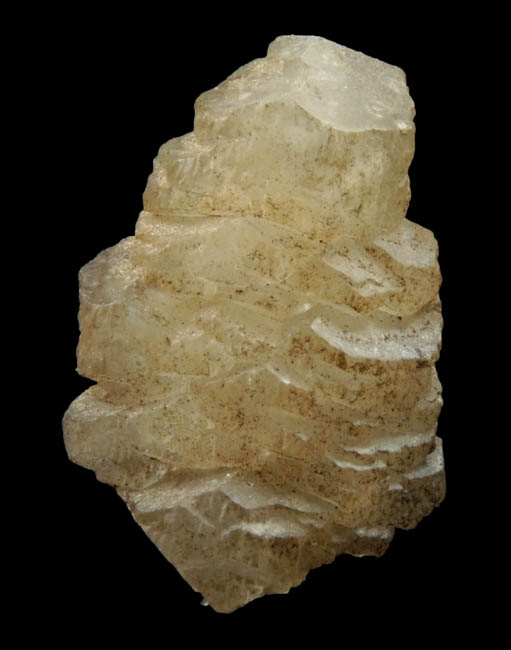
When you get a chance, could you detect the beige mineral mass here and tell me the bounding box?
[63,34,444,613]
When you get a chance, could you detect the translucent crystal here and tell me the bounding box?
[63,35,444,613]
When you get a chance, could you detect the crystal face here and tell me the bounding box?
[63,35,445,613]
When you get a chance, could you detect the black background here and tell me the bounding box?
[37,10,485,640]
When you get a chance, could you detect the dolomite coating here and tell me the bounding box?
[63,35,445,613]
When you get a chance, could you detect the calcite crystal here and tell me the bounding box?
[63,35,445,613]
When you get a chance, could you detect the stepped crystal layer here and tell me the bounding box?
[63,35,445,613]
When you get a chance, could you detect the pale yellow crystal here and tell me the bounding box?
[63,35,444,613]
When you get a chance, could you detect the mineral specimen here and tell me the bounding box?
[63,35,445,613]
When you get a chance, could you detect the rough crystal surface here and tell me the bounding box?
[63,35,445,613]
